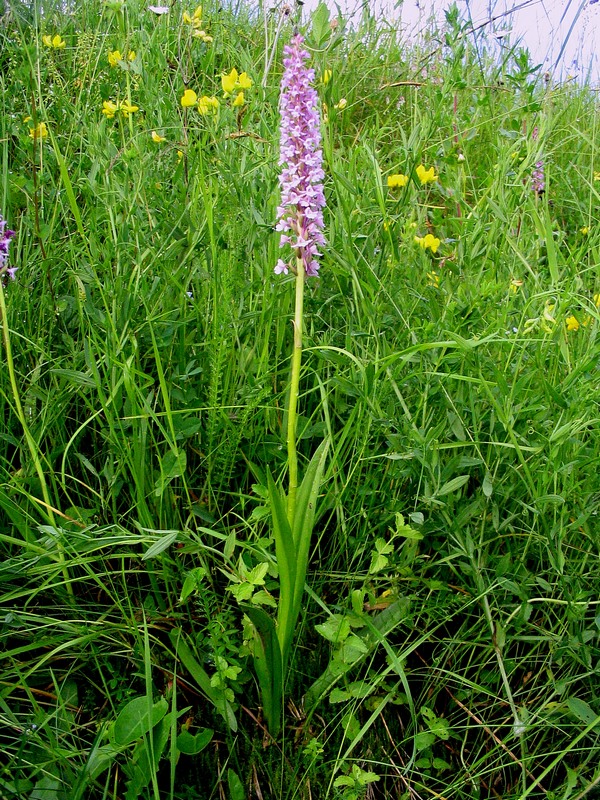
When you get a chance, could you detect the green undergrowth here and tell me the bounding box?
[1,0,600,798]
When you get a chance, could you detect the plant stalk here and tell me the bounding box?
[286,252,305,522]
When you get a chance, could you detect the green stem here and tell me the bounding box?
[0,280,72,595]
[286,253,305,522]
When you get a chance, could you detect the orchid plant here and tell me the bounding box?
[243,34,329,737]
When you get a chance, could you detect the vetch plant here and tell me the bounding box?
[243,33,329,738]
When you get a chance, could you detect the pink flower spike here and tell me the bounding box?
[275,34,326,277]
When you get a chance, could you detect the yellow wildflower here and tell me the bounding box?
[322,69,332,84]
[29,122,48,139]
[181,89,198,107]
[334,98,347,110]
[108,49,122,66]
[102,100,118,118]
[182,11,193,23]
[416,164,438,184]
[414,233,441,254]
[43,34,66,49]
[566,315,580,331]
[594,293,600,308]
[192,29,212,42]
[237,72,252,90]
[383,220,391,232]
[388,173,408,189]
[128,50,136,61]
[221,68,238,95]
[177,150,184,160]
[119,101,139,117]
[232,91,245,108]
[580,226,589,235]
[594,171,600,182]
[192,4,203,19]
[151,131,166,143]
[543,302,555,319]
[510,278,523,293]
[197,95,219,115]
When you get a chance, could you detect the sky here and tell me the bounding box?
[300,0,600,85]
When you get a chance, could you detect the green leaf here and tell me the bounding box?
[315,614,351,644]
[180,567,207,603]
[154,449,187,497]
[329,688,350,703]
[567,697,600,727]
[482,471,493,498]
[437,475,470,497]
[227,769,245,800]
[176,728,213,755]
[288,440,329,663]
[142,530,178,560]
[311,2,331,47]
[242,605,282,737]
[113,696,168,746]
[267,470,297,672]
[333,776,356,788]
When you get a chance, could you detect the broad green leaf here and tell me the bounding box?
[176,728,213,755]
[142,530,178,560]
[267,470,297,670]
[113,696,168,746]
[567,697,600,727]
[227,769,245,800]
[288,440,329,663]
[437,474,470,497]
[315,614,350,643]
[242,605,282,737]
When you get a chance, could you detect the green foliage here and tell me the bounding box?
[1,0,600,797]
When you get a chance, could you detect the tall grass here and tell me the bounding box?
[1,1,600,798]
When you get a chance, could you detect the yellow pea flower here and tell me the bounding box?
[181,89,198,107]
[102,101,118,118]
[119,101,139,117]
[387,173,408,188]
[322,69,332,84]
[221,68,238,95]
[510,278,523,293]
[334,98,347,110]
[414,233,441,254]
[566,315,580,331]
[29,122,48,139]
[192,29,212,42]
[232,91,245,107]
[151,131,166,143]
[108,50,122,66]
[416,164,438,184]
[197,95,219,115]
[237,72,252,90]
[44,34,66,48]
[128,50,136,61]
[192,4,203,19]
[182,11,192,23]
[177,150,184,160]
[580,226,590,235]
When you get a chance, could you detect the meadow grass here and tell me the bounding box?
[1,0,600,798]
